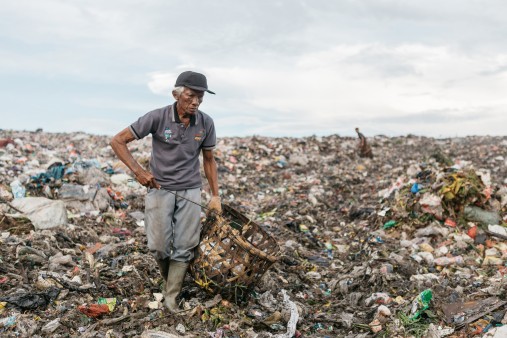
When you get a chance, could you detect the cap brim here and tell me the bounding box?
[185,85,216,95]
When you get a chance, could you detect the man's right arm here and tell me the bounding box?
[110,128,160,189]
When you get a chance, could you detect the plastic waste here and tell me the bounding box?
[110,173,133,185]
[411,183,421,194]
[0,287,60,310]
[444,218,457,227]
[419,243,434,252]
[464,206,501,226]
[175,323,186,334]
[488,224,507,237]
[485,325,507,337]
[380,263,394,275]
[97,297,117,311]
[410,289,432,319]
[434,256,464,267]
[482,256,503,266]
[425,324,455,338]
[419,193,444,219]
[324,242,333,259]
[376,304,391,317]
[417,252,435,265]
[410,274,441,288]
[365,292,392,306]
[340,312,354,329]
[58,183,91,201]
[10,179,26,198]
[2,128,506,337]
[10,197,68,229]
[30,163,66,186]
[369,319,382,333]
[0,315,16,328]
[41,318,61,333]
[274,289,299,338]
[414,223,449,237]
[383,220,397,229]
[49,252,74,266]
[78,303,110,318]
[467,225,478,239]
[289,154,309,166]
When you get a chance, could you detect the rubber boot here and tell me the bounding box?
[163,260,189,312]
[155,258,170,289]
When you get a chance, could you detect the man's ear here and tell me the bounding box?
[172,90,179,100]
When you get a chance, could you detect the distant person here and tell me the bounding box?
[110,71,221,312]
[355,127,373,158]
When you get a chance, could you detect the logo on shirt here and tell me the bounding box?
[194,129,205,141]
[164,128,172,141]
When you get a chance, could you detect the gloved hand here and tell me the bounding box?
[207,196,222,217]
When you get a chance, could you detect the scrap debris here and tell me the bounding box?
[0,130,506,337]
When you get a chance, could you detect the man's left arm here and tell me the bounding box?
[202,149,221,214]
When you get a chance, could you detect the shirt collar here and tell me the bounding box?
[172,102,197,126]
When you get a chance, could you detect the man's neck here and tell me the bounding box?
[174,102,196,127]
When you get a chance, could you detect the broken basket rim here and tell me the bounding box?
[210,215,279,263]
[203,204,280,264]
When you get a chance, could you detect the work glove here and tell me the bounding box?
[207,196,222,217]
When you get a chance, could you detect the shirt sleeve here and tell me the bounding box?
[201,116,216,150]
[129,109,161,140]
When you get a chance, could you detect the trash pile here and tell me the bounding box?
[1,130,507,337]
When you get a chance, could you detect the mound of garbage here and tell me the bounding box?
[0,129,506,337]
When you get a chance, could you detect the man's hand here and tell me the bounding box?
[135,169,161,189]
[207,196,222,216]
[110,128,160,189]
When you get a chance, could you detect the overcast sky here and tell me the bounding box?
[1,0,506,138]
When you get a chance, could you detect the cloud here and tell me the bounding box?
[1,1,507,137]
[147,72,177,96]
[142,38,507,138]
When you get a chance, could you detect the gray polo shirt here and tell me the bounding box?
[129,103,216,191]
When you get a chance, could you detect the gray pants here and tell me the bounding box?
[145,188,201,262]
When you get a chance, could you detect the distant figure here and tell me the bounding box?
[355,127,373,158]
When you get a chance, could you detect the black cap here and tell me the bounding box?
[175,71,215,94]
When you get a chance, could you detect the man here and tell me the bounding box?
[355,127,373,158]
[110,71,221,312]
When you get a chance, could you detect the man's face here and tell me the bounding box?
[175,87,204,115]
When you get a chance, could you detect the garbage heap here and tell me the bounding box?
[0,130,507,337]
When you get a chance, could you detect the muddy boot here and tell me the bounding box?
[163,260,188,312]
[155,258,170,290]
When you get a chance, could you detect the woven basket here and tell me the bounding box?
[190,204,280,303]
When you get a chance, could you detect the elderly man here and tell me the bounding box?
[110,71,221,312]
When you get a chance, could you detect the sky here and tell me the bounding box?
[1,0,506,138]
